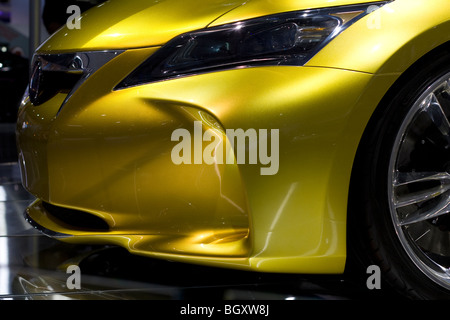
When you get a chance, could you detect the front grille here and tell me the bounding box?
[42,202,110,231]
[29,69,83,106]
[29,54,85,106]
[28,51,123,107]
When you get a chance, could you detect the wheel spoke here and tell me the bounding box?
[395,171,450,186]
[397,197,450,226]
[423,93,450,145]
[394,171,450,225]
[394,171,450,207]
[395,184,450,208]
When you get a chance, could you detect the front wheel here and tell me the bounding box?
[348,49,450,299]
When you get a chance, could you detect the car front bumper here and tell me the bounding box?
[17,47,399,273]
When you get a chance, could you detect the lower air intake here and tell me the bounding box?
[42,202,110,231]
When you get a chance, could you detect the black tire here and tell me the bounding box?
[348,46,450,299]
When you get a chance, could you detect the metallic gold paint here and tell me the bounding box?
[307,0,450,74]
[210,0,385,26]
[18,60,388,273]
[37,0,247,52]
[17,0,450,273]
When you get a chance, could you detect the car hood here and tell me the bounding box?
[37,0,379,53]
[37,0,247,53]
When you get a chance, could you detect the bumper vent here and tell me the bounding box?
[42,202,110,231]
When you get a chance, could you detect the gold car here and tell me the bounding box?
[17,0,450,299]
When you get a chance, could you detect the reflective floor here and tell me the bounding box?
[0,123,403,300]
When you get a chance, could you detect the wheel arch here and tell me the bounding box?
[344,39,450,283]
[347,39,450,228]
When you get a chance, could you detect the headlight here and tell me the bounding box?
[116,2,389,89]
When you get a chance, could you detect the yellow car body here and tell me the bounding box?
[17,0,450,278]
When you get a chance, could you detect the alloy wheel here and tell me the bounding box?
[389,71,450,290]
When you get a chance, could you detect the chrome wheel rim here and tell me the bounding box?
[389,71,450,290]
